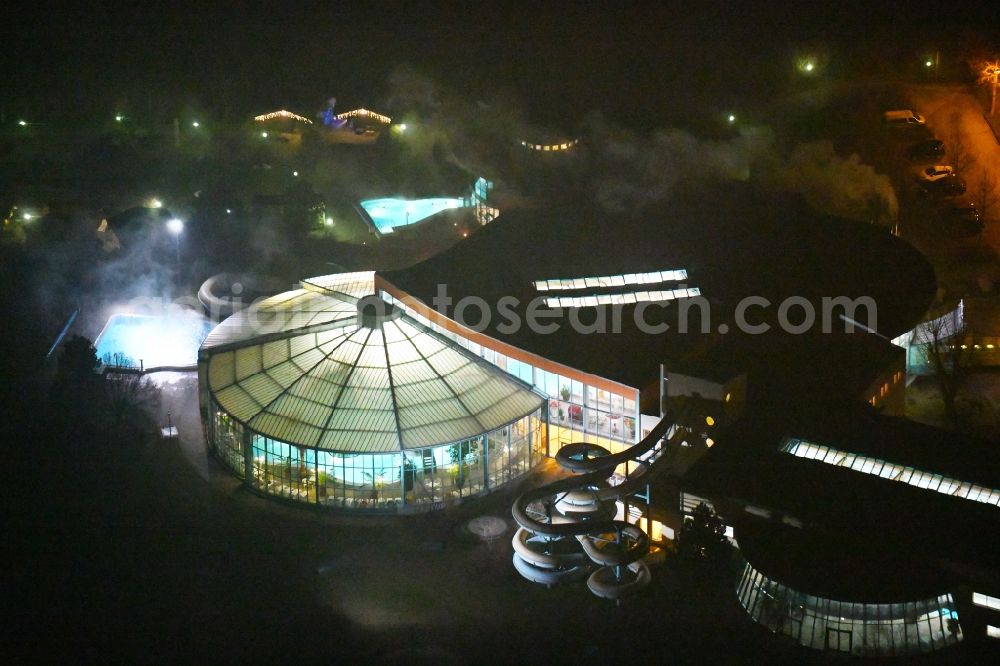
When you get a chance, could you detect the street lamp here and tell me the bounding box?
[167,218,184,267]
[981,61,1000,116]
[191,120,200,128]
[17,120,27,126]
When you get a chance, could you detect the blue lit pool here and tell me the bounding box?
[360,197,466,233]
[95,313,212,369]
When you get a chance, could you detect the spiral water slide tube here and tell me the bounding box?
[511,417,685,600]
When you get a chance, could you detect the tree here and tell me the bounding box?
[915,309,975,426]
[50,335,105,431]
[676,502,732,561]
[972,170,999,239]
[945,112,976,175]
[54,335,101,385]
[104,371,159,429]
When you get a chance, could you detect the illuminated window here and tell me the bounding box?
[533,269,688,292]
[988,625,1000,639]
[544,287,700,308]
[737,562,963,655]
[973,593,1000,611]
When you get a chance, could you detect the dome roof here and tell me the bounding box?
[201,274,543,453]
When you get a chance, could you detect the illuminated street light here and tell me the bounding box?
[980,61,1000,116]
[925,60,933,68]
[260,131,268,138]
[17,120,27,126]
[191,120,200,128]
[149,198,163,209]
[22,212,33,221]
[293,170,299,177]
[728,114,736,123]
[226,208,232,214]
[115,113,124,122]
[797,58,817,75]
[325,217,334,226]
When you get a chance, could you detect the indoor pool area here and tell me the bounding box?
[95,313,213,370]
[359,197,466,233]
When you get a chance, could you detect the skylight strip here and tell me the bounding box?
[544,287,700,308]
[781,437,1000,509]
[533,269,688,293]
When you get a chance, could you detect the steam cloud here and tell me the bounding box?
[384,68,899,225]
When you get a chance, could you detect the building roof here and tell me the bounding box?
[682,410,1000,598]
[253,109,313,124]
[382,185,936,392]
[201,275,543,453]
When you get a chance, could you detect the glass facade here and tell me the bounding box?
[200,273,642,514]
[382,291,640,460]
[207,400,544,512]
[737,561,963,656]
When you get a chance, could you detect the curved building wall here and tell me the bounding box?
[207,398,544,512]
[736,561,963,656]
[379,289,640,454]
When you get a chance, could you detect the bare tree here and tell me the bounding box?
[972,169,999,238]
[105,371,160,429]
[945,111,977,175]
[914,310,975,426]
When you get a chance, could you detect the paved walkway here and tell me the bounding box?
[153,371,210,480]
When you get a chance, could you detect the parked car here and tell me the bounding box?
[919,174,966,197]
[908,139,945,160]
[943,199,983,235]
[883,109,925,126]
[917,165,955,182]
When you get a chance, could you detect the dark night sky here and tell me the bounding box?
[2,1,997,126]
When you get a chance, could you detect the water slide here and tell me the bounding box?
[511,417,685,600]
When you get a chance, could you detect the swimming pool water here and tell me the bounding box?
[360,197,466,233]
[95,313,212,369]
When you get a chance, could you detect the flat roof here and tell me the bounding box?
[683,412,1000,595]
[383,184,935,391]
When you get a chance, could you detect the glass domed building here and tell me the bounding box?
[198,272,545,512]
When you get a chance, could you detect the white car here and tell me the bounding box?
[917,165,955,183]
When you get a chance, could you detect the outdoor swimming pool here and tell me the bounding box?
[95,313,213,370]
[359,197,466,233]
